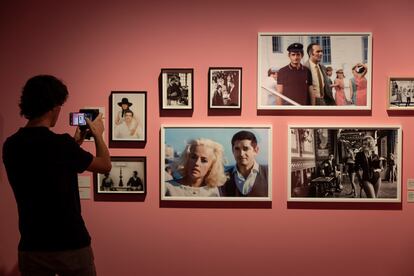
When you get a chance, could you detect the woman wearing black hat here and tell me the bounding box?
[115,98,134,126]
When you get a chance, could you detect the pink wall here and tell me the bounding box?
[1,1,414,275]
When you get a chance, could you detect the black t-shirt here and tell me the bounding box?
[2,127,93,251]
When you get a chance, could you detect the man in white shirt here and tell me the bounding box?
[222,131,268,197]
[114,110,142,139]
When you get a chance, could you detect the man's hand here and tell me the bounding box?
[85,113,105,139]
[73,127,87,145]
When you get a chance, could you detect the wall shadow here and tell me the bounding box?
[160,200,272,209]
[257,109,372,117]
[287,201,402,210]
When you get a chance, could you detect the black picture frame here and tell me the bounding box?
[160,68,194,110]
[94,156,147,201]
[109,91,146,148]
[208,67,242,110]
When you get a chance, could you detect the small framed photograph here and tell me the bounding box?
[94,156,146,200]
[258,32,372,110]
[161,125,272,202]
[208,67,242,109]
[109,91,146,147]
[161,68,193,110]
[387,77,414,110]
[288,125,401,203]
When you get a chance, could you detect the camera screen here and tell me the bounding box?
[70,112,89,126]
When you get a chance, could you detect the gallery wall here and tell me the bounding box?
[1,0,413,275]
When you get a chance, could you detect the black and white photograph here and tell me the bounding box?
[94,156,146,196]
[161,68,193,110]
[209,67,242,109]
[258,33,372,110]
[387,77,414,110]
[109,91,146,146]
[288,126,401,202]
[161,125,272,201]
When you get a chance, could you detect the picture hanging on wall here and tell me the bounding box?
[94,156,146,200]
[288,125,401,203]
[258,32,372,111]
[161,68,193,110]
[208,67,242,109]
[387,77,414,110]
[161,125,272,201]
[109,91,146,147]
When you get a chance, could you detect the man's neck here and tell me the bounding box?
[26,118,51,128]
[310,59,319,66]
[290,63,300,69]
[237,162,256,178]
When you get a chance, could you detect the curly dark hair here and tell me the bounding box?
[19,75,68,119]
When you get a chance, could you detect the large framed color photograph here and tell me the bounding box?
[109,91,146,147]
[258,33,372,110]
[161,125,272,201]
[288,126,401,202]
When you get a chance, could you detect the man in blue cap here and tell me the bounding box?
[276,43,313,105]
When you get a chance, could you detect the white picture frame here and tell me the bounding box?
[161,125,272,201]
[258,32,372,111]
[288,125,401,203]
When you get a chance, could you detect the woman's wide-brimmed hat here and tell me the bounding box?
[118,98,133,107]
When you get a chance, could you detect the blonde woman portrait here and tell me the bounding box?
[165,138,227,197]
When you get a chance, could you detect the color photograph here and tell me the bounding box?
[161,125,272,201]
[258,33,372,110]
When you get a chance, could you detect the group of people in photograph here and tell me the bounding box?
[390,80,414,107]
[101,170,144,192]
[211,71,239,106]
[317,135,396,198]
[114,97,143,139]
[164,130,268,197]
[166,74,189,106]
[263,42,368,106]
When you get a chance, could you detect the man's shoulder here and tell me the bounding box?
[278,65,291,73]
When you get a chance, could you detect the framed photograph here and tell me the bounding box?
[161,125,272,201]
[109,91,146,147]
[208,67,242,109]
[288,125,401,202]
[387,77,414,110]
[161,68,193,110]
[258,32,372,110]
[94,156,146,199]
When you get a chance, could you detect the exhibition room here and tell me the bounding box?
[0,1,413,276]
